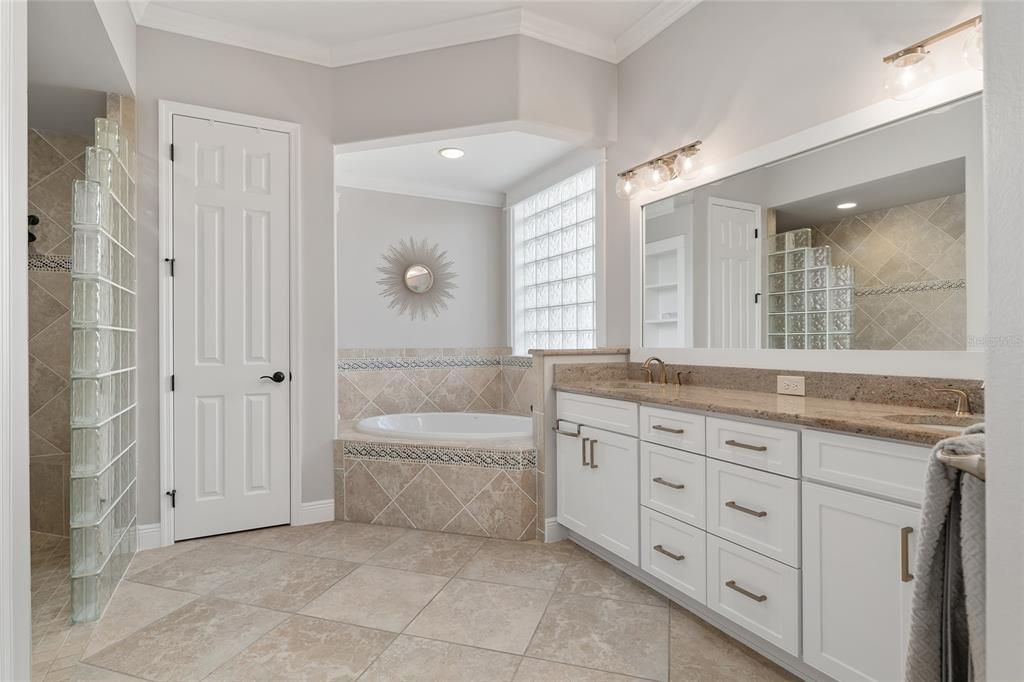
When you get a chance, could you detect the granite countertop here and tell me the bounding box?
[552,380,982,446]
[529,347,630,357]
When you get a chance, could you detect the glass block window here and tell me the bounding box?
[512,167,597,355]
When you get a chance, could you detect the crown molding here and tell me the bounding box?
[135,2,702,68]
[335,173,505,208]
[616,0,703,62]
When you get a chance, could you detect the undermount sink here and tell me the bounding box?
[883,413,981,431]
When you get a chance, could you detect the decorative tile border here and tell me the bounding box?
[341,439,536,470]
[501,355,534,368]
[28,254,72,272]
[337,354,533,373]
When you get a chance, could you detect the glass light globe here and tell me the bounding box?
[884,49,936,101]
[674,151,703,181]
[641,162,670,192]
[615,173,639,199]
[963,24,983,71]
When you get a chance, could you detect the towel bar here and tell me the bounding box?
[936,450,985,481]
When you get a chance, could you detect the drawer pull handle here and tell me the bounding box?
[900,527,914,582]
[654,544,685,561]
[554,419,581,437]
[581,438,590,467]
[725,501,768,518]
[725,580,767,602]
[653,477,685,490]
[652,424,686,434]
[589,439,599,469]
[724,439,768,452]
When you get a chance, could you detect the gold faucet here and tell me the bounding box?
[641,357,668,384]
[935,388,974,417]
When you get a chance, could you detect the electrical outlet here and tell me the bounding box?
[777,375,806,396]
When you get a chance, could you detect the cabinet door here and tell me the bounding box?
[556,428,592,536]
[583,426,640,565]
[802,482,918,682]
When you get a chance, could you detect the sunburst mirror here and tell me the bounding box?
[377,237,457,320]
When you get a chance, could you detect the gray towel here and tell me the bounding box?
[905,424,986,682]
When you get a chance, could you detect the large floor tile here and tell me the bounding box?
[292,521,407,562]
[212,552,356,612]
[83,581,198,658]
[207,615,394,681]
[405,578,551,654]
[124,538,207,578]
[57,664,147,681]
[221,522,333,552]
[359,635,520,682]
[128,542,276,594]
[458,539,572,590]
[556,551,667,606]
[527,593,670,682]
[365,529,483,577]
[668,605,797,682]
[515,657,644,681]
[300,564,447,632]
[83,597,287,681]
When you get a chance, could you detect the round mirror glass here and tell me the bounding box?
[404,264,434,293]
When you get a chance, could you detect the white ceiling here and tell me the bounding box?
[334,130,578,206]
[133,0,701,66]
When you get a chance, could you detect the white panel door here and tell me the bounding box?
[707,198,761,348]
[802,482,918,682]
[172,115,291,540]
[583,425,640,565]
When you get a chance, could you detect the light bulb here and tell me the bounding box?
[674,151,703,181]
[615,173,639,199]
[884,48,936,101]
[641,162,670,192]
[963,23,983,71]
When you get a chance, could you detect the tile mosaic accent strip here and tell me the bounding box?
[855,278,966,297]
[28,254,72,272]
[342,440,536,470]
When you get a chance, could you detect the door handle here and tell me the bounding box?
[581,437,590,467]
[589,439,598,468]
[900,527,914,582]
[259,371,287,383]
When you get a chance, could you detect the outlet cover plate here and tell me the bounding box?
[777,375,806,396]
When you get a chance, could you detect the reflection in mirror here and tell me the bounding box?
[404,264,434,293]
[642,95,978,351]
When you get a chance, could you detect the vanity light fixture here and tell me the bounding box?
[615,140,702,199]
[883,15,981,101]
[837,202,857,210]
[438,147,465,159]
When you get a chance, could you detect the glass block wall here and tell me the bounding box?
[766,228,854,350]
[69,115,137,622]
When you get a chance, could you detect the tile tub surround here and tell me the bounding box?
[335,438,538,540]
[337,348,537,425]
[33,523,794,681]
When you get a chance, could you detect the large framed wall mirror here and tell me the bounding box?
[641,95,981,354]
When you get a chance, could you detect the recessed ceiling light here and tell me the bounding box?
[837,202,857,210]
[438,147,464,159]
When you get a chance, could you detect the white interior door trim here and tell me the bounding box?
[0,0,32,677]
[706,196,762,350]
[158,100,303,546]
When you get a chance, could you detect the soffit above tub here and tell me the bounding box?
[335,130,578,206]
[134,0,702,67]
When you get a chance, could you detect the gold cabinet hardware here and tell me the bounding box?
[725,580,767,602]
[581,437,590,467]
[725,501,768,518]
[652,424,686,434]
[653,477,685,490]
[589,439,599,469]
[725,439,768,452]
[900,526,914,582]
[654,544,685,561]
[553,419,581,437]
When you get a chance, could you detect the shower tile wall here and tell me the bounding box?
[27,129,91,536]
[797,193,966,350]
[336,348,536,428]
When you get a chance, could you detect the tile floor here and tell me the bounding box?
[31,523,797,681]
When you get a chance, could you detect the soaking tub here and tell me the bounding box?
[355,412,532,441]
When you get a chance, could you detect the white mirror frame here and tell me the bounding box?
[629,70,984,379]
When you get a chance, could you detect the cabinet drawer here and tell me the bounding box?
[707,417,799,477]
[707,534,800,657]
[557,392,638,437]
[641,507,706,604]
[639,406,706,454]
[802,429,929,505]
[640,442,705,528]
[707,459,799,567]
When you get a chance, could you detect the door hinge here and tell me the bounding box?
[170,374,175,391]
[166,489,176,508]
[754,292,762,304]
[169,143,174,162]
[164,257,175,276]
[754,228,759,239]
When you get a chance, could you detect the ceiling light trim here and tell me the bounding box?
[616,0,703,62]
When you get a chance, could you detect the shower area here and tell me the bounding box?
[27,93,138,631]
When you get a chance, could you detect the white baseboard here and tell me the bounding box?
[544,517,569,542]
[136,523,164,551]
[294,499,335,526]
